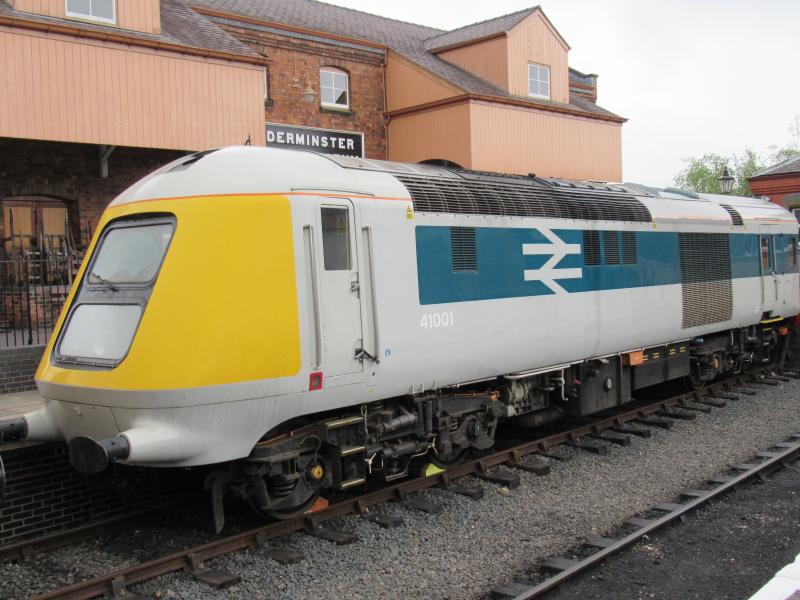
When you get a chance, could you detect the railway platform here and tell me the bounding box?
[749,552,800,600]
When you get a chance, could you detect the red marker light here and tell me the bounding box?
[309,371,324,391]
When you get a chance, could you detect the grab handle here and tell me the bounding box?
[303,225,322,370]
[362,226,381,364]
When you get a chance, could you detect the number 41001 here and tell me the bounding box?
[419,312,454,328]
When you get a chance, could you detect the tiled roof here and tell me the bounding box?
[191,0,624,122]
[0,0,259,59]
[751,154,800,178]
[569,68,597,85]
[423,7,536,51]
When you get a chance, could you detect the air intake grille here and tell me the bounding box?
[720,204,744,226]
[450,227,477,271]
[622,232,637,264]
[679,233,732,328]
[395,174,652,223]
[583,231,601,266]
[603,231,620,264]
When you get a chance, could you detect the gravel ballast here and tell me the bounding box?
[3,378,800,600]
[552,458,800,600]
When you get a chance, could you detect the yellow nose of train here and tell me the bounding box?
[39,194,302,391]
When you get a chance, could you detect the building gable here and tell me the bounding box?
[505,10,569,102]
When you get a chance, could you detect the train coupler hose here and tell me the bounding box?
[68,435,131,476]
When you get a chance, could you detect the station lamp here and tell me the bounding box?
[300,82,316,103]
[718,166,734,195]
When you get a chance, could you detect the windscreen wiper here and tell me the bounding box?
[89,272,118,291]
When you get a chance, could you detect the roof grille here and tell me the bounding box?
[395,173,652,223]
[720,204,744,226]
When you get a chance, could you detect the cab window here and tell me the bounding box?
[55,216,175,367]
[89,223,173,285]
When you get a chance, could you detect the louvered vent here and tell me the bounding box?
[395,174,652,223]
[679,233,732,328]
[583,231,601,266]
[450,227,477,272]
[720,204,744,226]
[603,231,620,264]
[622,232,637,264]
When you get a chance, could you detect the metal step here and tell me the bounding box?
[338,445,365,457]
[338,477,366,490]
[324,416,363,430]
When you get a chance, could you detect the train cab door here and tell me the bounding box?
[314,199,364,378]
[777,234,798,311]
[759,229,777,313]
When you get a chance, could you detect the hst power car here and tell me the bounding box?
[1,146,797,521]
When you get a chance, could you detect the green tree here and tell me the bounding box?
[673,134,799,197]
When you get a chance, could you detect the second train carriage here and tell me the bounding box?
[0,146,797,520]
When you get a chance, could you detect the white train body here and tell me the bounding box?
[3,147,798,515]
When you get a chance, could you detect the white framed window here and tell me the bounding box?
[65,0,116,25]
[320,67,349,109]
[528,63,551,100]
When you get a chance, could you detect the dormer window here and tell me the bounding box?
[320,67,349,110]
[528,63,551,100]
[66,0,116,24]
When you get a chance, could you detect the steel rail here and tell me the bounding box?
[507,433,800,599]
[28,369,779,600]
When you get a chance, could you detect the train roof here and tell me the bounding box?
[113,146,796,229]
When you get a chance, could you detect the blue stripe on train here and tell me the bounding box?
[415,226,798,305]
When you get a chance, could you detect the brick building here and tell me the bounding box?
[748,155,800,215]
[0,0,265,252]
[194,0,624,180]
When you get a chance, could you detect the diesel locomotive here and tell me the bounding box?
[1,146,797,523]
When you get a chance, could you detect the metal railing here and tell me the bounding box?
[0,257,76,348]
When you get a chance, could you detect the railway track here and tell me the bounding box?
[21,367,792,600]
[491,431,800,599]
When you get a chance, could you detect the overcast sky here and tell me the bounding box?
[325,0,799,186]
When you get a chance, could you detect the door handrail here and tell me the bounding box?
[362,226,381,364]
[303,225,322,370]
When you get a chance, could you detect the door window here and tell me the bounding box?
[321,206,351,270]
[760,237,772,271]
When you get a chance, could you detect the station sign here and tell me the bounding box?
[266,123,364,158]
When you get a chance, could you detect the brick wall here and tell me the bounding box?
[0,346,44,394]
[0,138,185,248]
[0,443,188,546]
[215,21,387,160]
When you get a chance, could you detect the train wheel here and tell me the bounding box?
[686,372,707,390]
[249,489,321,521]
[430,446,467,468]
